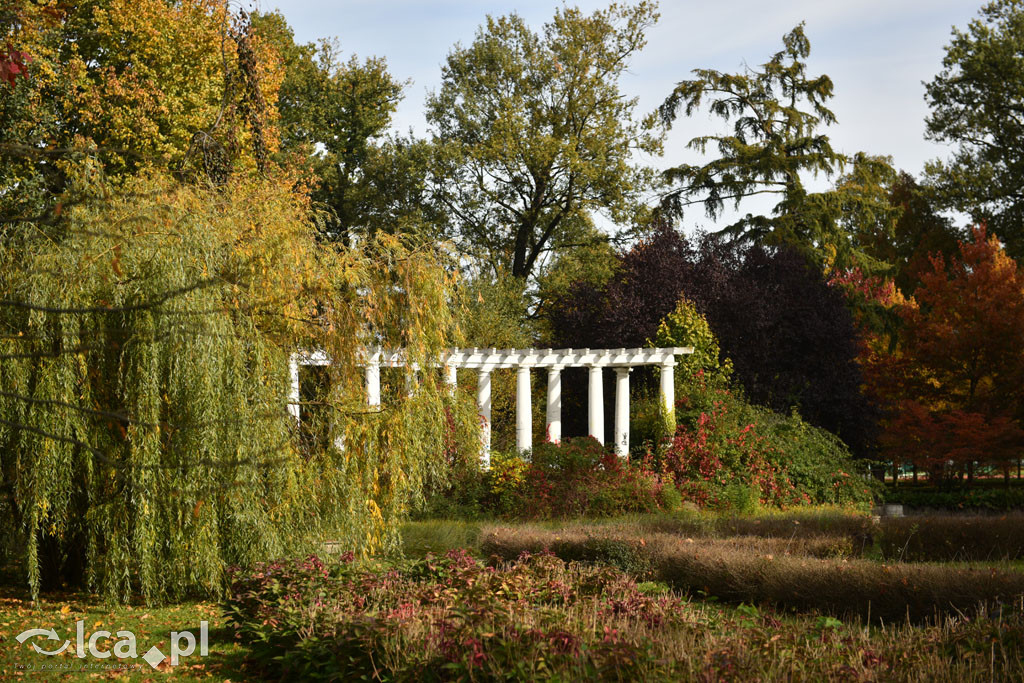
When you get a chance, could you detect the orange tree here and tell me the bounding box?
[868,227,1024,482]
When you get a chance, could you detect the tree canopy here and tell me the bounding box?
[252,11,411,242]
[546,225,875,454]
[427,2,662,285]
[868,228,1024,478]
[925,0,1024,258]
[658,24,899,271]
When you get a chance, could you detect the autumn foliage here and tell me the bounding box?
[866,227,1024,479]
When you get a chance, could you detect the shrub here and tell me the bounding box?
[481,526,1024,624]
[661,375,878,511]
[883,486,1024,511]
[876,514,1024,562]
[482,438,673,519]
[483,450,530,517]
[226,550,690,681]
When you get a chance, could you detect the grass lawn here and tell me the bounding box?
[0,587,250,680]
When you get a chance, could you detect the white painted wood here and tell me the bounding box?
[365,354,381,407]
[660,360,676,418]
[614,367,630,459]
[516,365,532,453]
[368,346,691,370]
[289,345,693,458]
[588,365,605,445]
[477,369,492,468]
[546,366,562,443]
[288,356,301,423]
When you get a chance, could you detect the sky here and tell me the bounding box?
[263,0,981,229]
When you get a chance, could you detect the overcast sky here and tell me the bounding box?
[264,0,980,228]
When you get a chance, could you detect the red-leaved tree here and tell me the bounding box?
[873,227,1024,482]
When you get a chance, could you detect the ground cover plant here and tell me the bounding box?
[224,547,1024,682]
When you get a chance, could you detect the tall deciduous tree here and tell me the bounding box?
[658,24,899,271]
[924,0,1024,258]
[872,227,1024,479]
[252,11,408,242]
[547,224,875,454]
[854,173,963,296]
[427,3,662,284]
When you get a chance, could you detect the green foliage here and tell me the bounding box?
[658,24,900,271]
[478,439,671,519]
[883,486,1024,511]
[1,1,280,202]
[0,172,477,602]
[924,0,1024,258]
[227,550,694,681]
[427,2,662,283]
[251,11,411,242]
[484,451,530,518]
[552,537,652,576]
[457,274,534,349]
[662,376,878,510]
[651,296,733,384]
[534,227,618,330]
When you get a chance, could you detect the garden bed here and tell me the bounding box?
[224,549,1024,681]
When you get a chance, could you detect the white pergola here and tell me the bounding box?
[289,346,693,466]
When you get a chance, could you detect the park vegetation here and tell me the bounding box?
[2,0,1024,678]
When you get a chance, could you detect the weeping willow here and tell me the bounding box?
[0,171,480,603]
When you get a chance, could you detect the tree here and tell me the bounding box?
[658,24,899,271]
[1,1,283,226]
[924,0,1024,258]
[0,169,479,602]
[546,225,875,454]
[854,172,963,295]
[252,11,408,242]
[0,4,481,602]
[872,227,1024,480]
[427,3,662,285]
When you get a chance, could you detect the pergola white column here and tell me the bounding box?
[588,364,605,445]
[365,354,381,407]
[660,359,676,421]
[444,362,458,395]
[546,366,562,443]
[477,368,492,468]
[614,367,630,459]
[516,364,532,453]
[287,356,301,422]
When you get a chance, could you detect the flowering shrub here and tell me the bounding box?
[226,550,692,680]
[661,375,877,510]
[485,437,676,519]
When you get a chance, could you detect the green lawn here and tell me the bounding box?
[0,588,249,680]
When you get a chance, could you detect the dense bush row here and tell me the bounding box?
[883,486,1024,511]
[425,398,876,520]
